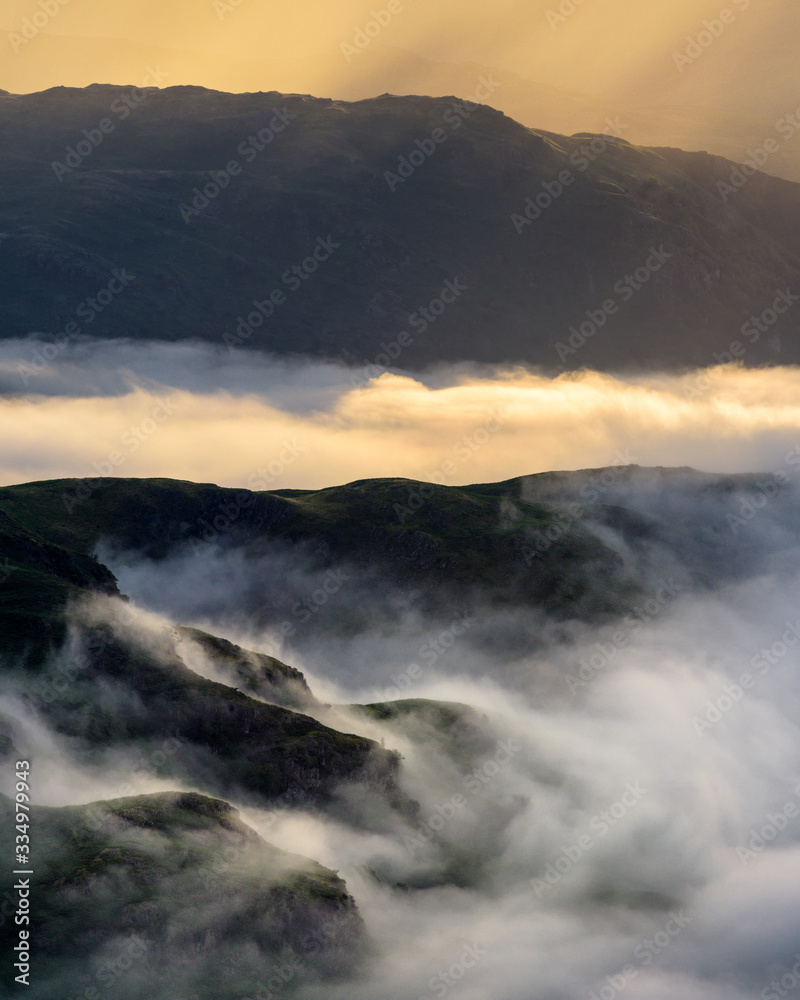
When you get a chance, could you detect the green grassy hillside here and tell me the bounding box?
[0,791,364,998]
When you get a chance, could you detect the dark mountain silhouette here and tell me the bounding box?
[2,86,799,370]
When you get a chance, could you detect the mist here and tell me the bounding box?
[8,470,777,997]
[4,339,800,489]
[238,560,800,1000]
[6,341,800,997]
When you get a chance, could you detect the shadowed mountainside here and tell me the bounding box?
[2,86,800,370]
[0,790,364,998]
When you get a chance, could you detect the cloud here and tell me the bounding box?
[7,339,800,997]
[71,467,800,1000]
[228,562,800,1000]
[4,340,800,488]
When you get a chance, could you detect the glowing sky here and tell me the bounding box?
[3,0,798,181]
[3,0,797,135]
[3,3,799,487]
[5,343,800,488]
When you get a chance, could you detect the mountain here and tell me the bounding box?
[0,790,364,998]
[3,466,800,995]
[2,468,797,655]
[2,86,800,371]
[6,39,799,183]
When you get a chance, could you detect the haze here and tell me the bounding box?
[3,0,800,180]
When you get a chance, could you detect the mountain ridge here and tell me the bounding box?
[2,86,800,370]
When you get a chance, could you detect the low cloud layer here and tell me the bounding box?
[4,339,800,487]
[217,564,800,1000]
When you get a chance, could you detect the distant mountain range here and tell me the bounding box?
[2,86,800,371]
[2,25,798,183]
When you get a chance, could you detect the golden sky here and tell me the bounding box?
[5,365,800,488]
[3,2,800,489]
[4,0,797,175]
[1,0,795,114]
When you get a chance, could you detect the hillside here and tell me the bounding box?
[2,86,800,370]
[0,791,364,998]
[1,468,796,653]
[3,466,800,996]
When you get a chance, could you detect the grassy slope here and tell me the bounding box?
[0,791,363,998]
[0,478,407,807]
[0,474,634,619]
[3,467,786,611]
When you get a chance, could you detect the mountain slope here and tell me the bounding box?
[2,86,800,370]
[0,791,364,998]
[2,468,797,640]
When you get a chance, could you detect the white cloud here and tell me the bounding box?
[3,340,800,488]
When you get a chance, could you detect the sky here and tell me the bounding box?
[0,0,791,104]
[2,1,800,486]
[3,0,800,177]
[4,341,800,488]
